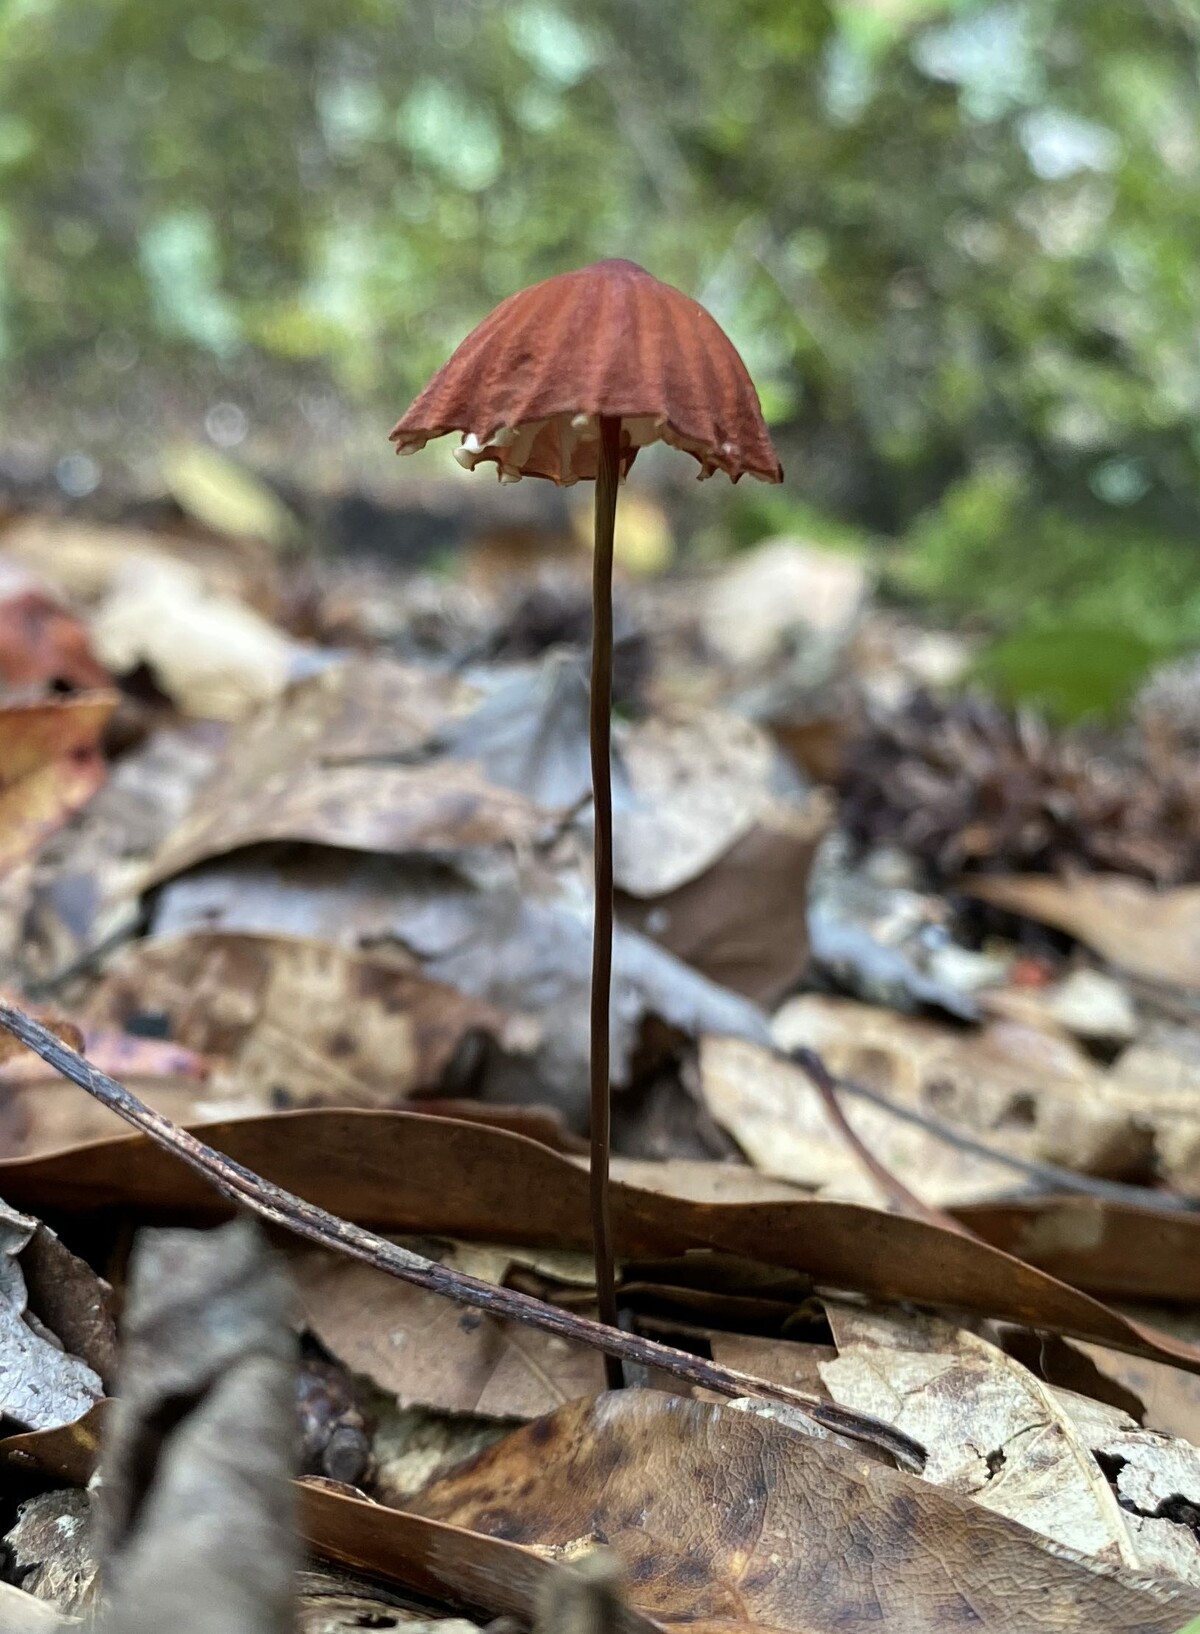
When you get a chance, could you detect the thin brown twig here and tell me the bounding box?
[0,996,924,1471]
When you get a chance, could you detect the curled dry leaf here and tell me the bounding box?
[412,1390,1199,1634]
[0,1197,103,1430]
[85,932,509,1108]
[4,1108,1200,1378]
[0,692,118,876]
[619,810,828,1007]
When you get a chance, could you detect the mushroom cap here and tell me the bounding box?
[389,259,783,487]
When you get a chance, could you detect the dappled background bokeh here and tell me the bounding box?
[2,0,1200,710]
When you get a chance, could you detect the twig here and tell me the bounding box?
[790,1047,978,1239]
[0,997,923,1471]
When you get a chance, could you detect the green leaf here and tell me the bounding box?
[972,623,1159,723]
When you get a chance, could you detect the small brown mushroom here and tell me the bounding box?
[391,259,782,1381]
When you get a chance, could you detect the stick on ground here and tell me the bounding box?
[0,997,923,1471]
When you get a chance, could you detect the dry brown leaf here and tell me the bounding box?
[4,1108,1200,1377]
[85,932,509,1107]
[0,692,118,876]
[300,1483,662,1634]
[291,1246,604,1419]
[613,710,806,898]
[0,1412,659,1634]
[412,1389,1198,1633]
[140,661,539,887]
[768,993,1156,1188]
[965,874,1200,990]
[618,810,828,1006]
[0,1075,260,1159]
[0,564,111,692]
[16,720,223,986]
[956,1198,1200,1303]
[818,1303,1140,1568]
[699,1033,1020,1205]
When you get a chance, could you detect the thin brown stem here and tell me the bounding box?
[0,997,923,1469]
[591,414,621,1388]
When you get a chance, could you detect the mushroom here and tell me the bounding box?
[391,259,783,1381]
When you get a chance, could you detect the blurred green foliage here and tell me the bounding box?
[3,0,1200,679]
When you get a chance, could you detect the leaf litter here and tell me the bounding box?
[7,495,1200,1630]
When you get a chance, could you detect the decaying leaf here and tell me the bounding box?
[0,562,110,692]
[412,1389,1199,1633]
[1057,1391,1200,1586]
[699,538,869,670]
[91,554,302,721]
[818,1304,1140,1567]
[0,692,118,876]
[0,1197,103,1430]
[7,1488,98,1619]
[85,932,510,1107]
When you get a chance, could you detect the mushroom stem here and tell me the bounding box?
[590,413,622,1389]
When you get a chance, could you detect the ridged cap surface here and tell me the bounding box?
[389,259,783,486]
